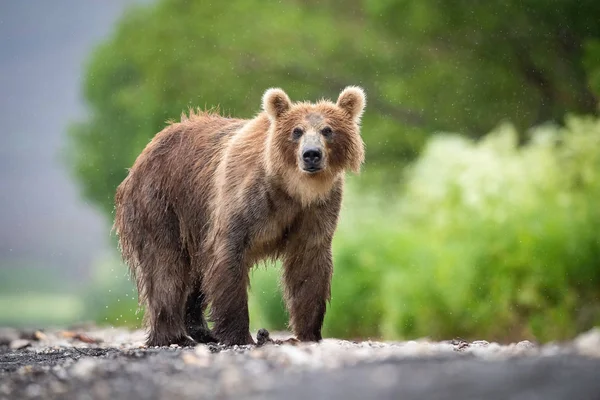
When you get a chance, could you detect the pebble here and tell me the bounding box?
[70,358,98,379]
[182,352,210,367]
[276,345,315,367]
[18,365,34,375]
[573,328,600,358]
[34,330,48,341]
[3,326,600,375]
[25,384,42,398]
[0,383,11,396]
[2,326,600,400]
[10,339,31,350]
[516,340,536,351]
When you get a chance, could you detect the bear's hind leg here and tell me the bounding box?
[145,273,195,347]
[185,286,218,343]
[141,238,195,347]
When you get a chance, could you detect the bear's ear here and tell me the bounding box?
[262,88,292,120]
[336,86,366,123]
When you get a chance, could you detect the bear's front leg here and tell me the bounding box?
[282,244,333,342]
[203,232,254,346]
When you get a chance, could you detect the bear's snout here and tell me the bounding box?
[302,147,323,172]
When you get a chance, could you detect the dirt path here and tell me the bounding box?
[1,326,600,399]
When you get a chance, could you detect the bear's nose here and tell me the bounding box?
[302,148,322,165]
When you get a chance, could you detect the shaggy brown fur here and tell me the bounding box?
[114,86,366,346]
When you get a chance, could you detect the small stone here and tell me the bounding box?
[401,340,436,356]
[465,346,492,358]
[34,330,47,341]
[25,384,42,398]
[277,345,313,366]
[487,343,502,353]
[18,365,34,375]
[516,340,536,351]
[471,340,490,347]
[182,352,209,366]
[574,327,600,358]
[250,349,266,359]
[60,331,76,339]
[434,342,456,353]
[73,333,100,344]
[70,358,98,379]
[453,340,470,351]
[53,367,69,380]
[257,328,272,346]
[10,339,31,350]
[195,345,212,357]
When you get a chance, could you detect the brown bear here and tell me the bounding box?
[114,86,366,347]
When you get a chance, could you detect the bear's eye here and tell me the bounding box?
[292,127,303,140]
[321,127,333,138]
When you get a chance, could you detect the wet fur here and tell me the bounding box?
[114,87,366,346]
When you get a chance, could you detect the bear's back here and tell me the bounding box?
[115,113,248,244]
[128,113,246,186]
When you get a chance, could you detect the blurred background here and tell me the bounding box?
[1,0,599,343]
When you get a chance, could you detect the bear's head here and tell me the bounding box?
[262,86,366,203]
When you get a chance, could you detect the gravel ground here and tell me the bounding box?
[1,325,600,399]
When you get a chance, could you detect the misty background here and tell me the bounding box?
[0,0,149,323]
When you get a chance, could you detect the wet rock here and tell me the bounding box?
[256,328,272,346]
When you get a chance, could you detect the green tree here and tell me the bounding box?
[366,0,600,128]
[66,0,600,217]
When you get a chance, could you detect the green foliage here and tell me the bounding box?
[585,39,600,96]
[65,0,600,216]
[384,116,600,341]
[364,0,600,127]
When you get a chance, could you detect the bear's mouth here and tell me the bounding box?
[302,166,323,174]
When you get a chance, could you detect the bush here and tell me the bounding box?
[382,116,600,342]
